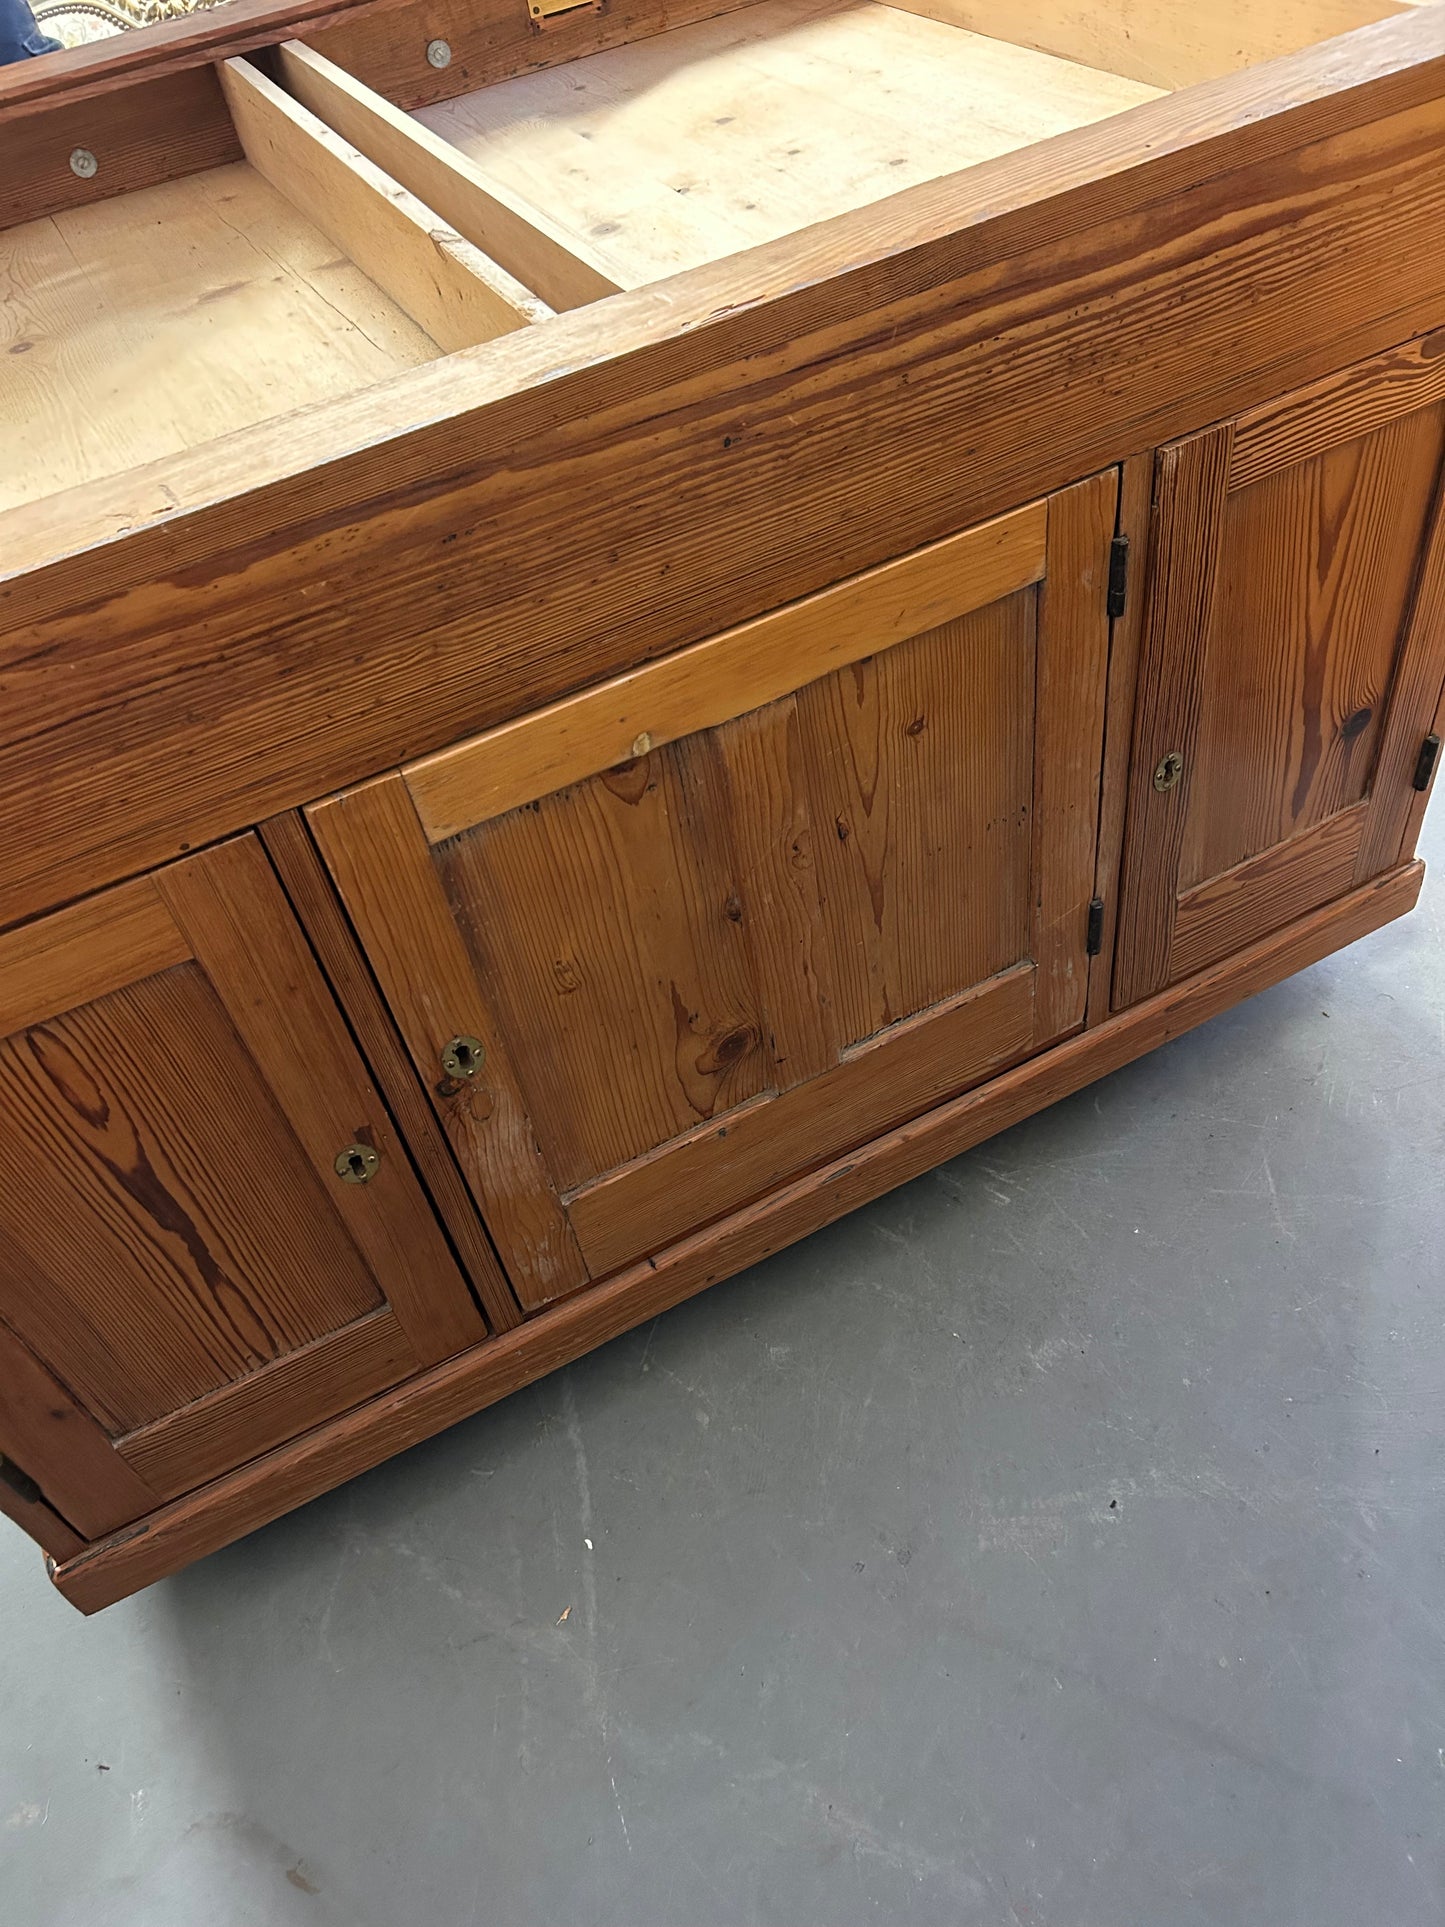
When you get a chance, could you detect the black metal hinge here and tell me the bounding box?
[1106,536,1130,619]
[1086,898,1106,957]
[0,1456,45,1510]
[1413,732,1441,793]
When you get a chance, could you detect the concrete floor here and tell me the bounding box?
[2,805,1442,1927]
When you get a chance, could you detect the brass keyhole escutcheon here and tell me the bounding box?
[441,1035,486,1081]
[334,1143,380,1185]
[1153,750,1185,792]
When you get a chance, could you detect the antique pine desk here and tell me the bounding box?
[1,0,1443,1609]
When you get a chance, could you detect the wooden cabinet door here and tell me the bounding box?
[0,834,486,1543]
[310,474,1118,1309]
[1115,342,1445,1008]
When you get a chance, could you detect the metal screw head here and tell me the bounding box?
[425,37,452,67]
[1153,750,1185,792]
[334,1143,380,1185]
[441,1034,486,1081]
[69,148,98,180]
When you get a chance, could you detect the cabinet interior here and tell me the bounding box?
[0,0,1414,519]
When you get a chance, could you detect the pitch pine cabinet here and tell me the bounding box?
[2,0,1444,1609]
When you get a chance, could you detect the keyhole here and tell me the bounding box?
[1153,750,1185,792]
[441,1034,486,1081]
[334,1143,379,1185]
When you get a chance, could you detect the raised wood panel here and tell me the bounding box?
[1169,800,1368,982]
[48,860,1424,1615]
[116,1307,415,1500]
[0,964,388,1434]
[441,735,771,1191]
[567,963,1036,1275]
[1180,401,1445,890]
[324,485,1106,1299]
[1115,351,1445,1011]
[0,835,488,1536]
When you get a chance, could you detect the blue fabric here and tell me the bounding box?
[0,0,62,62]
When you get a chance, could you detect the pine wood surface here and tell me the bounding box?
[414,0,1162,285]
[257,811,522,1332]
[5,17,1445,929]
[45,861,1424,1614]
[0,836,487,1518]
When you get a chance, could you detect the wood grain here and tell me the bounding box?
[566,963,1036,1274]
[258,810,521,1332]
[404,502,1047,841]
[882,0,1412,90]
[307,776,589,1308]
[1032,469,1117,1040]
[116,1306,414,1498]
[1182,402,1445,891]
[0,962,387,1432]
[1086,452,1152,1026]
[219,59,551,352]
[276,40,623,310]
[7,38,1445,924]
[1170,800,1368,981]
[157,835,486,1359]
[1112,425,1234,1007]
[46,861,1423,1612]
[443,736,770,1191]
[1230,324,1445,489]
[712,698,844,1089]
[413,0,1161,286]
[0,65,240,231]
[1354,458,1445,878]
[0,1313,158,1540]
[790,597,1034,1044]
[2,160,440,514]
[0,875,188,1034]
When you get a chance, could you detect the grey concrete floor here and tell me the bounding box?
[3,805,1443,1927]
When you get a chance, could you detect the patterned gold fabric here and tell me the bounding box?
[35,0,231,47]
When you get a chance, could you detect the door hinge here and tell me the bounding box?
[1106,535,1130,619]
[1412,732,1441,793]
[0,1455,45,1510]
[1086,897,1105,956]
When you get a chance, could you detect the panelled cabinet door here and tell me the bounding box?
[311,474,1118,1308]
[0,834,486,1543]
[1115,340,1445,1008]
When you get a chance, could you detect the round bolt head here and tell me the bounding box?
[69,148,99,180]
[425,37,452,67]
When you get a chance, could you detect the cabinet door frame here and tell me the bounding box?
[1114,336,1445,1009]
[312,478,1117,1307]
[0,835,487,1520]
